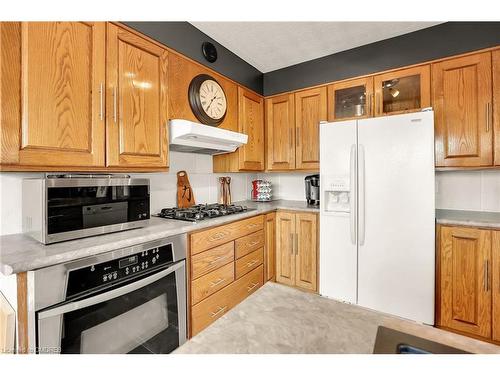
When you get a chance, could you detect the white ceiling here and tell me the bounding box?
[191,22,443,73]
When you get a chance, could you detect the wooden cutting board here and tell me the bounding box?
[177,170,195,208]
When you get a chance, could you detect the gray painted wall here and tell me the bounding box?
[124,22,264,94]
[263,22,500,96]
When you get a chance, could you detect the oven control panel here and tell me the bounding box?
[66,243,174,299]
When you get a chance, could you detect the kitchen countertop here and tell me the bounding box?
[0,200,319,275]
[436,209,500,229]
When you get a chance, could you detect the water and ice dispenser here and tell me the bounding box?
[323,177,351,213]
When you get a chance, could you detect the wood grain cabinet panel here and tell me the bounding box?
[264,212,276,282]
[275,212,296,286]
[106,23,168,168]
[265,94,296,170]
[0,22,106,167]
[493,231,500,342]
[328,77,374,121]
[493,50,500,166]
[235,247,263,279]
[191,242,234,279]
[295,87,327,170]
[237,87,265,170]
[374,65,430,117]
[433,52,493,167]
[190,215,263,255]
[191,263,234,305]
[439,226,492,338]
[295,213,318,292]
[235,230,264,259]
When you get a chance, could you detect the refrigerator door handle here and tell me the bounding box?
[358,144,366,246]
[349,144,357,245]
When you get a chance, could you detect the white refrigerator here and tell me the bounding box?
[319,111,435,324]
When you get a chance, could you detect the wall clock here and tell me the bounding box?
[188,74,227,126]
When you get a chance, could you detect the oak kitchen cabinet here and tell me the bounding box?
[437,225,500,344]
[0,22,106,168]
[374,65,430,117]
[433,52,493,167]
[106,23,169,169]
[327,76,374,121]
[264,212,276,281]
[295,87,327,170]
[276,211,318,292]
[213,87,265,172]
[265,94,296,170]
[189,215,265,336]
[0,22,170,171]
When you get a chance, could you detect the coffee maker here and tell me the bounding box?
[305,174,320,206]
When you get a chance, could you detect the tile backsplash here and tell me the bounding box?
[435,170,500,212]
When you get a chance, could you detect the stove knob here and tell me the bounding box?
[103,275,107,282]
[156,254,159,259]
[145,262,148,268]
[152,258,156,264]
[125,268,129,275]
[113,272,118,279]
[90,265,95,272]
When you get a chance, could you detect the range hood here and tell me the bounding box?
[169,119,248,155]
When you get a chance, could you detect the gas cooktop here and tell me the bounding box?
[155,203,254,222]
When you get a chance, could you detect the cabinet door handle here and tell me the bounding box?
[486,103,491,132]
[99,83,104,121]
[484,260,490,292]
[113,87,117,123]
[247,282,259,292]
[210,305,227,318]
[246,259,259,267]
[210,278,226,288]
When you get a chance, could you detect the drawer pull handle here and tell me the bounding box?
[246,259,259,267]
[247,224,258,229]
[247,282,259,292]
[248,240,260,247]
[210,278,226,287]
[209,232,226,241]
[210,305,227,317]
[209,255,227,265]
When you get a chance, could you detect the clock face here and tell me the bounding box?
[188,74,228,126]
[199,79,227,120]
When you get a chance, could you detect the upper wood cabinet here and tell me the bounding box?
[493,50,500,166]
[327,77,374,121]
[438,226,492,339]
[374,65,430,117]
[106,24,169,169]
[275,211,318,292]
[0,22,106,167]
[265,94,295,170]
[433,52,493,167]
[168,53,238,130]
[295,87,327,170]
[237,87,265,170]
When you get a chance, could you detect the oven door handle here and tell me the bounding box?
[38,261,184,320]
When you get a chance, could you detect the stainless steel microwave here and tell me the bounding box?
[22,175,150,244]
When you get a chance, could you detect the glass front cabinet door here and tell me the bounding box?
[327,77,374,121]
[374,65,431,116]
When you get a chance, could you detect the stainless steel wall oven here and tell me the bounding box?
[33,235,187,354]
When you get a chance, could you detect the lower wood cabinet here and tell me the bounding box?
[437,225,500,343]
[264,213,276,282]
[189,215,265,337]
[276,211,318,292]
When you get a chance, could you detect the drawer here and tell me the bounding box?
[191,265,264,336]
[235,247,263,279]
[191,215,264,255]
[232,264,264,305]
[191,242,234,280]
[235,230,264,259]
[191,263,235,305]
